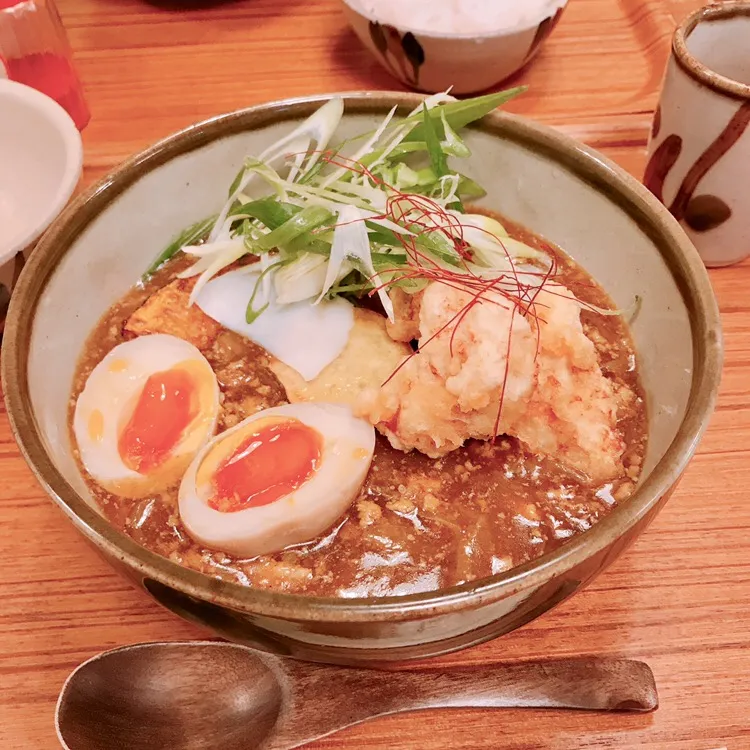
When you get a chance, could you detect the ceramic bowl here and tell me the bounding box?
[339,0,569,95]
[0,79,83,330]
[3,93,722,666]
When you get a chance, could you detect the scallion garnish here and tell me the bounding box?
[143,87,585,322]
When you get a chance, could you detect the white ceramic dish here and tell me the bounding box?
[0,79,83,317]
[339,0,569,94]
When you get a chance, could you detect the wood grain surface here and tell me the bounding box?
[1,0,748,748]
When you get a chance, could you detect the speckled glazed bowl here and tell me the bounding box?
[3,93,722,666]
[340,0,569,95]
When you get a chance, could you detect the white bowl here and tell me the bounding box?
[340,0,569,95]
[0,79,83,318]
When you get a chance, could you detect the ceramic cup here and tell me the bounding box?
[645,2,750,267]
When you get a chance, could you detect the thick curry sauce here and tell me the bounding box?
[70,219,647,597]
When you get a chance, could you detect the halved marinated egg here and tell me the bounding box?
[178,403,375,557]
[73,334,220,498]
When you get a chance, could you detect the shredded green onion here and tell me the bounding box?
[229,198,301,229]
[251,206,333,253]
[142,215,216,281]
[140,86,627,326]
[245,260,287,323]
[422,103,449,180]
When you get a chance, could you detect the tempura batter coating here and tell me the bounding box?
[269,308,411,411]
[366,281,628,484]
[365,282,536,458]
[507,284,626,483]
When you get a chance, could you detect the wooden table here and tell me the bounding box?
[2,0,748,747]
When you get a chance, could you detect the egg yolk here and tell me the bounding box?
[210,419,322,513]
[119,367,199,474]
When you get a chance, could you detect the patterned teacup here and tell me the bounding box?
[645,2,750,267]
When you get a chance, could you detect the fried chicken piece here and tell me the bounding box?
[366,281,627,484]
[269,307,411,413]
[506,284,626,482]
[125,277,221,350]
[364,281,537,458]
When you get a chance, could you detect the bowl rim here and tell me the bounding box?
[2,91,723,623]
[0,79,83,263]
[339,0,569,40]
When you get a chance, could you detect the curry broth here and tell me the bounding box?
[69,219,647,597]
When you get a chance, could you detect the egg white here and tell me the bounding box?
[73,334,220,498]
[178,402,375,557]
[194,268,354,382]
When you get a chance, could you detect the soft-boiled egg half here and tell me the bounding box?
[73,334,220,497]
[178,403,375,557]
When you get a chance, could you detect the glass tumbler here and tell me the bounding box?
[0,0,89,130]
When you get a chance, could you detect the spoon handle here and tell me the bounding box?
[273,657,657,749]
[388,657,658,713]
[286,656,657,717]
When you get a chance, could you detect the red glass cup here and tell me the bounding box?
[0,0,90,130]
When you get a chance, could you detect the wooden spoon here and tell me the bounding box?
[56,641,658,750]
